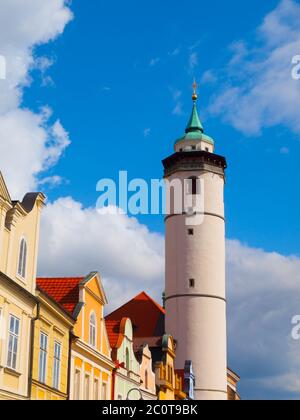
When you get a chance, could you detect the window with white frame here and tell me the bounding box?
[89,312,96,347]
[17,238,27,278]
[94,378,99,400]
[39,332,48,384]
[7,315,20,370]
[0,308,3,341]
[84,374,90,400]
[74,369,81,400]
[53,341,61,390]
[101,382,107,400]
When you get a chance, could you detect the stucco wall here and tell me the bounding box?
[165,168,228,400]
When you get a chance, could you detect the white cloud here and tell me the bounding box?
[280,146,290,154]
[0,109,70,197]
[0,0,73,198]
[101,86,111,92]
[172,102,183,116]
[209,0,300,136]
[36,194,300,398]
[149,57,160,67]
[38,175,67,188]
[227,239,300,399]
[171,89,182,102]
[189,52,198,72]
[143,128,151,138]
[201,70,217,85]
[38,197,165,311]
[168,47,180,57]
[169,88,183,116]
[34,56,56,86]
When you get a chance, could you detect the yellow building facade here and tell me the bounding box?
[68,272,114,400]
[0,173,45,400]
[30,287,75,400]
[155,335,186,401]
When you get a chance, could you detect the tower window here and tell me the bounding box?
[186,177,199,195]
[205,147,209,152]
[191,146,196,151]
[189,279,195,288]
[188,229,194,236]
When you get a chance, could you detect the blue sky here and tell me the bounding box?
[26,0,299,255]
[1,0,300,400]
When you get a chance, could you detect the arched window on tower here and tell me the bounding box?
[18,238,27,279]
[89,312,96,347]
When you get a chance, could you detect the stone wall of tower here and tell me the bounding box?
[164,157,228,401]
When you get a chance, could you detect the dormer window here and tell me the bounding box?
[17,238,27,279]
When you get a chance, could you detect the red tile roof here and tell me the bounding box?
[105,292,165,339]
[105,319,121,349]
[36,277,84,316]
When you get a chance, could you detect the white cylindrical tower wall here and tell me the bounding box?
[164,163,228,400]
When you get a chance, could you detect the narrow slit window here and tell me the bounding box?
[189,279,195,288]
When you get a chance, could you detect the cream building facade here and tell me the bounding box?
[0,172,45,400]
[136,344,157,400]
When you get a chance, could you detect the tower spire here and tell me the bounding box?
[185,80,203,134]
[192,78,198,102]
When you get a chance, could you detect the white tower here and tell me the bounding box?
[164,85,228,400]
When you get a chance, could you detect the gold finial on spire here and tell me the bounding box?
[192,78,198,102]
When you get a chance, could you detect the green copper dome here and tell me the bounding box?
[174,97,215,146]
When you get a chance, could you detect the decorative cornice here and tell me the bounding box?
[31,379,68,399]
[165,294,227,303]
[0,271,38,303]
[163,151,227,178]
[164,212,225,223]
[74,338,115,369]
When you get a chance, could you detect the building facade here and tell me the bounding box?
[0,173,45,400]
[155,335,186,401]
[136,344,157,400]
[106,292,187,401]
[36,272,114,400]
[30,285,75,400]
[106,317,143,400]
[227,368,241,401]
[176,361,195,400]
[164,89,228,400]
[71,272,114,400]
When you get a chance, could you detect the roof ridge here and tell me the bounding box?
[138,291,165,314]
[37,276,85,280]
[106,291,165,319]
